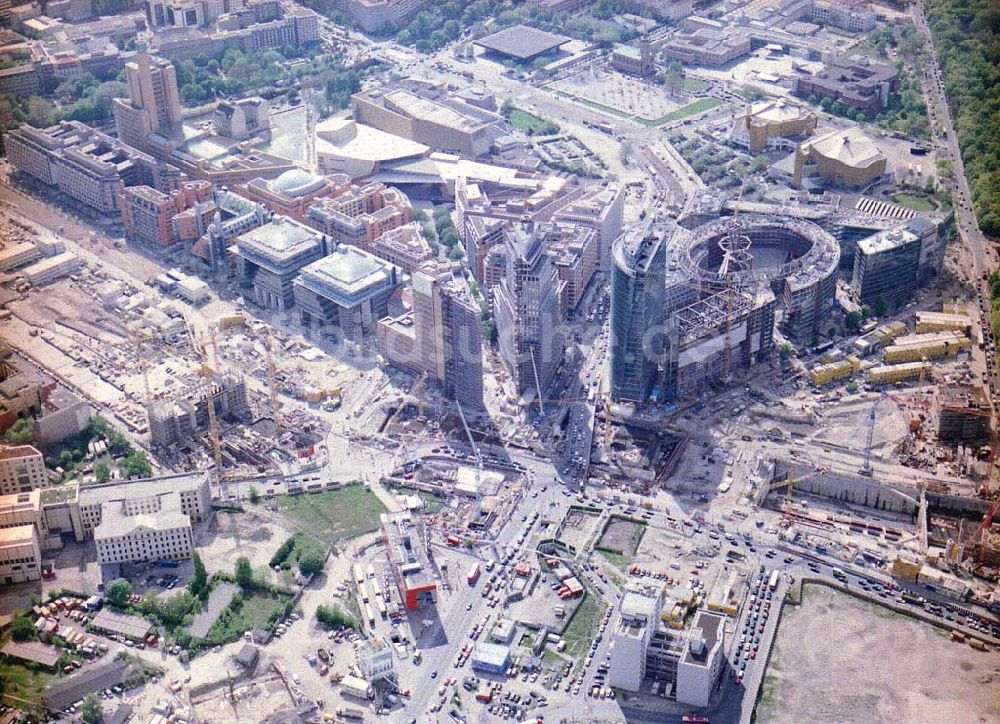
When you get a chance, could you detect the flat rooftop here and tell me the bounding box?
[682,609,723,667]
[474,25,570,60]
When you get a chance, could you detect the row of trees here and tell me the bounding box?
[924,0,1000,236]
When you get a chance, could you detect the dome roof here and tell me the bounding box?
[269,168,324,197]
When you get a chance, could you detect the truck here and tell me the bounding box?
[340,675,373,700]
[336,706,365,720]
[447,535,461,547]
[467,562,481,586]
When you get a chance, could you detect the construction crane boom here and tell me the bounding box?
[262,328,282,437]
[201,328,223,478]
[455,400,482,517]
[860,392,887,477]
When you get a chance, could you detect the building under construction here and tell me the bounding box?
[380,511,437,612]
[676,215,839,344]
[146,374,249,448]
[937,385,992,445]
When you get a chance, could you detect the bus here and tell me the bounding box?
[768,570,780,591]
[364,602,375,627]
[467,563,481,586]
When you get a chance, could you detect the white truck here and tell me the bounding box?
[340,675,373,700]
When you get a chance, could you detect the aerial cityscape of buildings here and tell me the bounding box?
[0,0,998,722]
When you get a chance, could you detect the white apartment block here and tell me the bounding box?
[0,524,42,585]
[608,590,661,691]
[0,445,48,495]
[94,492,194,565]
[78,471,210,537]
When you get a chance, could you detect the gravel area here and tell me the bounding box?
[758,585,1000,724]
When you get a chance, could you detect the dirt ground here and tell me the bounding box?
[759,585,1000,724]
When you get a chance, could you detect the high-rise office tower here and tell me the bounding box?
[113,52,182,151]
[610,224,666,403]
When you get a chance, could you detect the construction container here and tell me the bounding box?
[941,301,970,315]
[867,362,932,385]
[809,356,860,386]
[872,321,908,345]
[883,331,970,363]
[915,312,972,336]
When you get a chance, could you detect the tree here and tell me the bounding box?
[105,578,133,608]
[872,297,888,317]
[80,693,103,724]
[846,382,859,394]
[298,549,325,576]
[778,343,792,358]
[448,245,465,261]
[189,552,208,597]
[844,310,864,331]
[93,461,111,483]
[248,487,260,504]
[121,451,152,479]
[10,616,36,641]
[234,556,254,589]
[4,418,33,445]
[315,604,356,630]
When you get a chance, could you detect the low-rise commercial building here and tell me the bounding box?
[333,0,428,32]
[811,0,876,33]
[77,471,211,539]
[381,511,436,611]
[611,41,655,77]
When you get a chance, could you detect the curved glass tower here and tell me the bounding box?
[610,226,666,402]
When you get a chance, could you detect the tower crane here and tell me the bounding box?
[261,327,282,437]
[455,400,482,519]
[200,327,223,479]
[860,391,888,477]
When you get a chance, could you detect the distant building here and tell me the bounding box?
[611,40,656,77]
[473,25,571,64]
[661,26,751,67]
[77,471,211,540]
[675,610,726,707]
[793,127,886,189]
[234,216,328,310]
[213,97,270,141]
[609,590,662,691]
[633,0,692,21]
[293,244,400,345]
[743,100,817,153]
[493,225,565,400]
[112,52,183,153]
[542,221,599,315]
[811,0,876,33]
[34,387,92,446]
[241,169,345,222]
[851,226,922,310]
[333,0,428,33]
[551,184,624,269]
[0,445,47,496]
[791,59,899,114]
[352,81,505,158]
